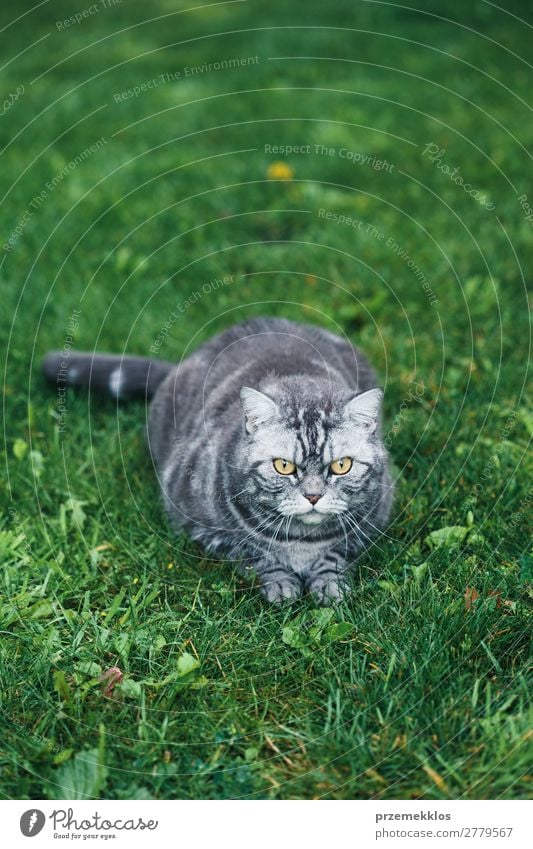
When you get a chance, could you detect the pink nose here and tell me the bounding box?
[305,494,321,505]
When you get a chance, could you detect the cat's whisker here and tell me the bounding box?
[337,514,350,560]
[266,515,287,560]
[227,510,284,556]
[227,484,255,503]
[257,516,289,586]
[285,514,293,545]
[354,512,398,544]
[235,513,281,547]
[341,511,386,554]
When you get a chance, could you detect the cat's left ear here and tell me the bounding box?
[344,387,383,434]
[240,387,279,434]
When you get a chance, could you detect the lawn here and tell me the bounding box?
[0,0,531,800]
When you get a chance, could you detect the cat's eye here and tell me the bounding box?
[273,458,297,475]
[330,457,353,475]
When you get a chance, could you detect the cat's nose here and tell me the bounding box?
[304,493,322,505]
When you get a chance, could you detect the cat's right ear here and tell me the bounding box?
[240,387,278,434]
[344,387,383,433]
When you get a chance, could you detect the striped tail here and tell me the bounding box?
[42,351,174,399]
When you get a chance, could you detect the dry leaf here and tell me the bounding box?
[465,586,480,610]
[99,666,123,697]
[422,764,450,793]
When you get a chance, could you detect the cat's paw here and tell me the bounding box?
[307,575,349,606]
[260,575,302,604]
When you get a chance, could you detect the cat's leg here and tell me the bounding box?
[306,552,351,605]
[254,559,303,603]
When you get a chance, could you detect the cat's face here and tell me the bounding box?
[240,384,386,526]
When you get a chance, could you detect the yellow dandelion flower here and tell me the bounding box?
[354,195,370,211]
[267,161,294,180]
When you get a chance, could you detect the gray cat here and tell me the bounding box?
[43,317,393,604]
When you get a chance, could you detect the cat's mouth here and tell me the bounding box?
[278,500,341,524]
[298,511,327,524]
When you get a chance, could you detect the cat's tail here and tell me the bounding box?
[41,351,174,398]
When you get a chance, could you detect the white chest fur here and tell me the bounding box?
[274,538,332,575]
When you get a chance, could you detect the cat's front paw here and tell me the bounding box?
[307,575,349,606]
[260,574,303,604]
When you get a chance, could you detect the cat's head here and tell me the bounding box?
[239,377,388,526]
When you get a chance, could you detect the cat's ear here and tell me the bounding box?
[240,387,278,434]
[344,387,383,434]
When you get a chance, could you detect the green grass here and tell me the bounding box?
[1,0,531,800]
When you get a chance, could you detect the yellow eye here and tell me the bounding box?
[330,457,353,475]
[273,458,296,475]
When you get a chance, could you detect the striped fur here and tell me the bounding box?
[43,317,394,604]
[42,350,174,398]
